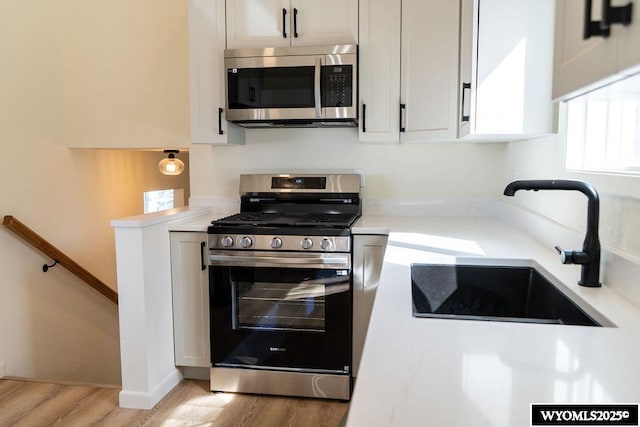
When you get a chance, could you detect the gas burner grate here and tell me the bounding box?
[212,213,359,228]
[294,213,359,227]
[213,212,280,226]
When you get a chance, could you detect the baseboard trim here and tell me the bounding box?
[0,361,5,379]
[119,368,183,410]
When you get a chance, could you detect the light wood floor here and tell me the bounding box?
[0,378,350,426]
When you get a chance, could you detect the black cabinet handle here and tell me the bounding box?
[601,0,633,31]
[282,8,288,38]
[584,0,632,39]
[461,82,471,123]
[400,104,406,133]
[584,0,609,38]
[362,103,367,133]
[218,107,224,135]
[200,241,206,271]
[293,8,299,38]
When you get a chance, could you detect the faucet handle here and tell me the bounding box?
[554,246,570,264]
[554,246,589,265]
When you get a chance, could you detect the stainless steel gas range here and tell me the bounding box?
[207,173,361,400]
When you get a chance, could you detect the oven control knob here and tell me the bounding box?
[270,237,283,249]
[239,236,253,249]
[301,238,314,250]
[220,236,234,248]
[320,238,333,251]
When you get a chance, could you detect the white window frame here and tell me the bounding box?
[143,188,185,214]
[563,72,640,176]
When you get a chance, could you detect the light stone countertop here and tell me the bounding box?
[347,215,640,427]
[164,211,640,425]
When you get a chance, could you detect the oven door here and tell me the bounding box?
[209,251,351,374]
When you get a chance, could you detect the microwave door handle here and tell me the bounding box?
[314,57,322,118]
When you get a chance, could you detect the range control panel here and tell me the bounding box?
[209,234,351,253]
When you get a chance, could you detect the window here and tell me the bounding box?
[564,72,640,174]
[143,189,184,214]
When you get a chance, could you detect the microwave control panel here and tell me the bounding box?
[322,65,353,108]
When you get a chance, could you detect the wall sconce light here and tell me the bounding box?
[158,149,185,176]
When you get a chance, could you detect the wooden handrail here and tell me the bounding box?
[2,215,118,305]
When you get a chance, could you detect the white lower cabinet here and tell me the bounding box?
[352,234,388,377]
[170,232,210,368]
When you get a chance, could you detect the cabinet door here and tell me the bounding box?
[170,232,210,367]
[460,0,554,140]
[617,0,640,75]
[552,0,617,100]
[352,234,388,378]
[457,0,475,139]
[189,0,245,144]
[289,0,358,46]
[358,0,401,143]
[400,0,460,142]
[226,0,290,49]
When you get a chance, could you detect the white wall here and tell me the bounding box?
[506,133,640,265]
[0,0,190,385]
[190,129,508,203]
[61,0,191,149]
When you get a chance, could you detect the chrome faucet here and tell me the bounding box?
[503,179,601,287]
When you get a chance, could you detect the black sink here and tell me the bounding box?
[411,264,601,326]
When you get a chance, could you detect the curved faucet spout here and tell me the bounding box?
[503,179,601,287]
[503,179,598,200]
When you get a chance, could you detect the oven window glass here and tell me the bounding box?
[227,66,315,109]
[233,280,327,332]
[231,269,349,333]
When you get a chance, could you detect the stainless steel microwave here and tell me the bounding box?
[224,44,357,128]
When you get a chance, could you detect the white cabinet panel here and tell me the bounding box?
[358,0,401,142]
[289,0,358,46]
[617,0,640,75]
[553,0,640,100]
[226,0,358,49]
[189,0,245,144]
[553,0,616,100]
[170,232,210,368]
[459,0,555,141]
[226,0,290,49]
[359,0,459,143]
[400,0,460,142]
[352,234,388,378]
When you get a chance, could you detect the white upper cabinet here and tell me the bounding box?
[401,0,460,142]
[618,0,640,71]
[226,0,358,49]
[358,0,401,142]
[359,0,460,143]
[553,0,638,100]
[189,0,244,144]
[458,0,555,141]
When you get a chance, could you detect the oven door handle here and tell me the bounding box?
[209,254,350,269]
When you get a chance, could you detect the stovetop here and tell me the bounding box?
[211,212,360,228]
